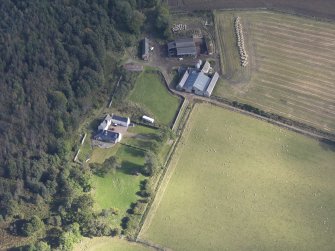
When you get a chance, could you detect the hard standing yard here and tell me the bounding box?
[214,11,335,132]
[140,104,335,251]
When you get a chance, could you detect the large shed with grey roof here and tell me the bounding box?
[168,38,197,57]
[204,72,219,97]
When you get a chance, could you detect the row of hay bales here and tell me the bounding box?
[234,17,248,67]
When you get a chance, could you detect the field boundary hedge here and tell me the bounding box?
[171,6,335,23]
[211,95,335,142]
[134,103,194,241]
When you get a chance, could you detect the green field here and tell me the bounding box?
[91,145,145,225]
[74,237,152,251]
[128,70,180,126]
[214,11,335,132]
[140,104,335,251]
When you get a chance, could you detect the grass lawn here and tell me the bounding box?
[91,145,146,225]
[74,237,153,251]
[140,104,335,251]
[128,70,180,126]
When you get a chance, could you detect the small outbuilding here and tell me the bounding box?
[142,115,154,124]
[142,38,149,61]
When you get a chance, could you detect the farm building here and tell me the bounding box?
[94,130,122,144]
[201,61,210,74]
[142,38,149,61]
[204,72,219,97]
[98,114,112,131]
[167,38,197,57]
[111,114,130,127]
[177,67,219,97]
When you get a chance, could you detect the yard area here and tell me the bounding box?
[128,70,181,126]
[214,10,335,132]
[140,104,335,251]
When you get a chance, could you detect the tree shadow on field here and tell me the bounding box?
[319,138,335,152]
[119,160,142,175]
[123,145,145,157]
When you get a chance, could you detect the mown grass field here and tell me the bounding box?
[214,11,335,132]
[74,237,153,251]
[90,144,145,225]
[128,71,181,126]
[140,104,335,251]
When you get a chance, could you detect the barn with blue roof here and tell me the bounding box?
[176,62,219,97]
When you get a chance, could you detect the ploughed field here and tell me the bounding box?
[214,11,335,132]
[140,104,335,251]
[168,0,335,20]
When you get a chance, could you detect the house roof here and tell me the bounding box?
[192,72,211,92]
[105,114,112,121]
[205,72,219,95]
[112,114,129,123]
[94,130,120,143]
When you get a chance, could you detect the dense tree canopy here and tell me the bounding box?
[0,0,158,249]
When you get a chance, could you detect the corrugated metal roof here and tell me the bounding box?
[201,61,210,74]
[177,70,189,89]
[176,46,197,56]
[193,72,211,92]
[184,70,199,90]
[167,41,176,50]
[175,38,195,48]
[142,38,149,55]
[205,72,219,96]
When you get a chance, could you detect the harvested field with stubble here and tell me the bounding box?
[168,0,335,20]
[140,104,335,251]
[214,11,335,132]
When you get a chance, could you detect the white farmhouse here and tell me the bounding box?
[111,114,130,127]
[98,114,112,131]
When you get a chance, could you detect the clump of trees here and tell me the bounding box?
[89,156,120,177]
[155,3,172,39]
[0,0,161,249]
